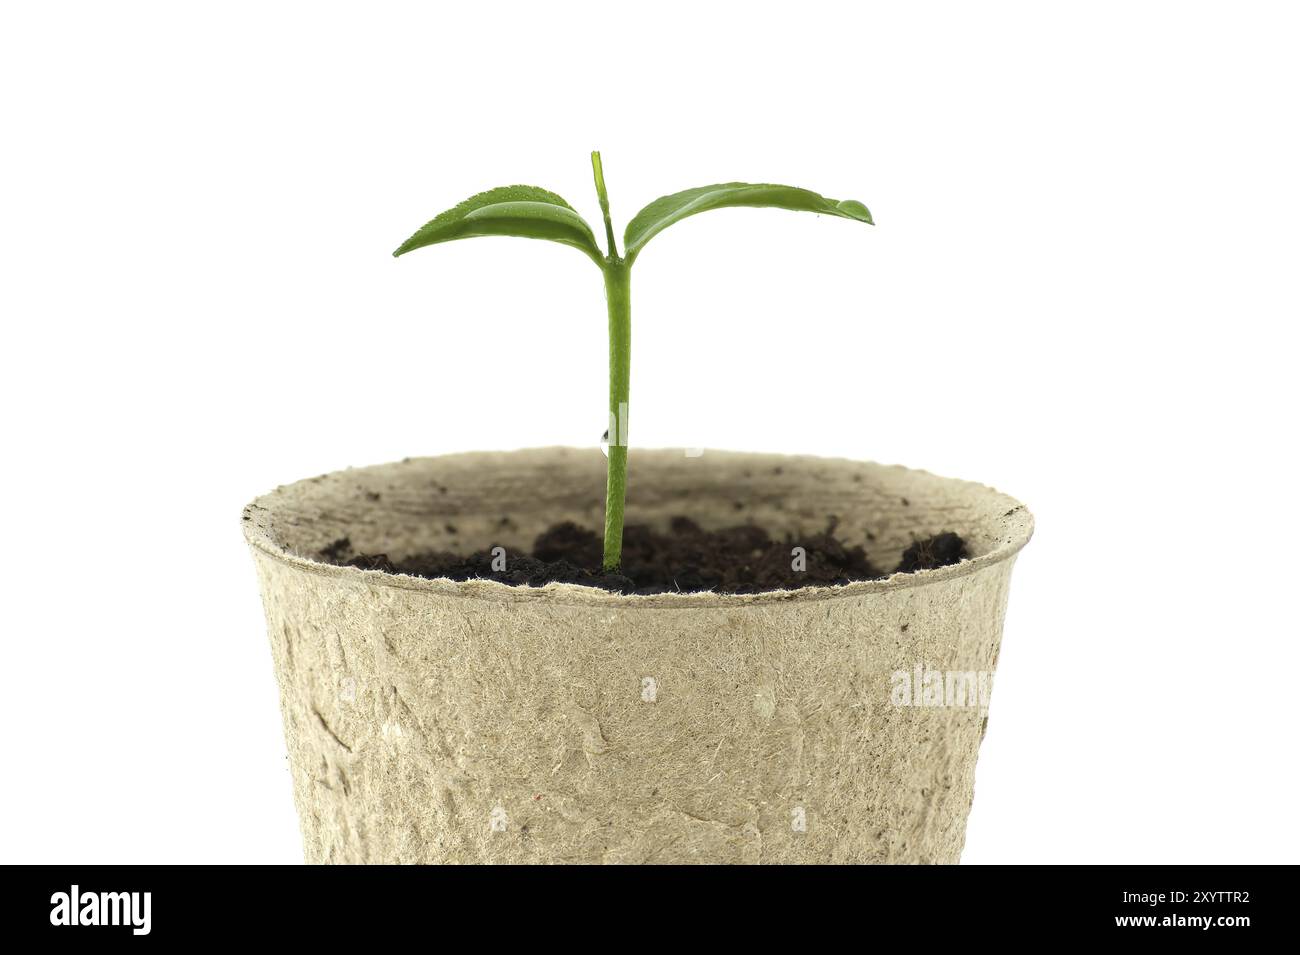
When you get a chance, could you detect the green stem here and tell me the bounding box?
[603,258,631,571]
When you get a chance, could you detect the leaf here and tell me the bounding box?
[623,183,873,263]
[393,185,603,265]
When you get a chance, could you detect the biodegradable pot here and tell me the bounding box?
[244,448,1032,864]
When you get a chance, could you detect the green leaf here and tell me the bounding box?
[623,183,873,263]
[393,185,603,265]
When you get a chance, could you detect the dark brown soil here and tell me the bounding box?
[896,531,968,574]
[318,519,968,595]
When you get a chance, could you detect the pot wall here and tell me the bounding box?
[244,448,1032,864]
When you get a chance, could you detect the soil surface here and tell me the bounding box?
[319,519,968,595]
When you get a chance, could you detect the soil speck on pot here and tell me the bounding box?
[320,520,969,595]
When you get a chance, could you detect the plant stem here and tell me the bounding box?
[602,257,631,571]
[592,150,630,571]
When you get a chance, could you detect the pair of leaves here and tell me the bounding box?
[393,178,872,267]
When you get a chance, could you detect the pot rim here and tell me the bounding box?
[243,448,1034,609]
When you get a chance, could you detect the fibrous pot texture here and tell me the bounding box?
[244,448,1033,864]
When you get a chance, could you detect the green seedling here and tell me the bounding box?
[394,153,873,571]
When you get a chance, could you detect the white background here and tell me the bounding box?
[1,1,1296,864]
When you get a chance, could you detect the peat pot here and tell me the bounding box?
[243,448,1033,864]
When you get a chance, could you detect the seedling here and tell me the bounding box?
[394,153,873,571]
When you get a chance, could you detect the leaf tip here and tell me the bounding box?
[837,199,874,224]
[392,236,420,257]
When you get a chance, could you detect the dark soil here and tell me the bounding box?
[319,519,968,595]
[895,531,968,574]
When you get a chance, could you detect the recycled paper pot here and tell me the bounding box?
[244,448,1032,864]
